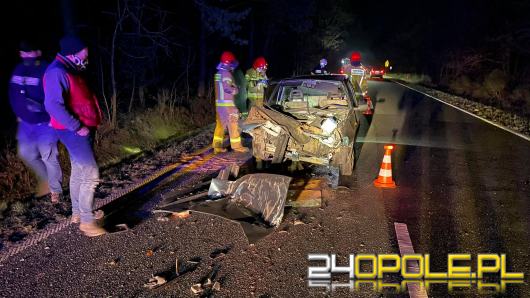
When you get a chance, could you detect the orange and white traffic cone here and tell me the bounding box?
[374,145,396,188]
[363,96,373,115]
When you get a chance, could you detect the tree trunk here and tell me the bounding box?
[139,86,145,107]
[128,74,136,113]
[99,54,111,121]
[248,10,255,62]
[263,24,273,57]
[110,25,118,128]
[110,0,122,129]
[197,13,207,98]
[61,0,76,34]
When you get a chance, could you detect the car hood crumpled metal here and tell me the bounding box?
[244,105,312,144]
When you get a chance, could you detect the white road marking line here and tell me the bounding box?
[394,222,429,298]
[392,80,530,142]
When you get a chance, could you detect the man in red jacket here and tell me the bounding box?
[44,35,106,237]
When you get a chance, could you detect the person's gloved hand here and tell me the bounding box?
[76,126,90,137]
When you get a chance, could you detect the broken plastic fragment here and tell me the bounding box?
[213,281,221,291]
[170,210,191,220]
[204,278,213,287]
[191,283,203,295]
[114,223,129,231]
[143,275,167,289]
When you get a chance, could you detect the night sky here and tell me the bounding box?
[1,0,529,136]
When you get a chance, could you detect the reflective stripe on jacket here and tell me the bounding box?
[214,69,238,106]
[245,68,267,100]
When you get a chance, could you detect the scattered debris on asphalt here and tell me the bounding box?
[159,163,240,207]
[169,210,191,220]
[175,258,179,276]
[294,220,305,226]
[210,245,231,259]
[155,164,292,230]
[190,278,222,296]
[286,178,327,207]
[108,257,120,266]
[213,281,221,291]
[208,173,292,226]
[113,224,129,233]
[190,283,204,295]
[143,275,167,289]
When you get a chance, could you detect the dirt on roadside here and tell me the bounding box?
[0,128,213,251]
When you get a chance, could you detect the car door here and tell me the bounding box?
[341,80,360,145]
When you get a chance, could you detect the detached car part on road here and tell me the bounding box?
[244,75,368,175]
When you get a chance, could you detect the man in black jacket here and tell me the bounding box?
[8,41,62,202]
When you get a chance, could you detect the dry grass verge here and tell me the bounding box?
[0,93,214,208]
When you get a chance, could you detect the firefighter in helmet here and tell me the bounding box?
[349,51,368,95]
[245,56,269,110]
[340,57,352,76]
[312,58,329,74]
[212,51,249,154]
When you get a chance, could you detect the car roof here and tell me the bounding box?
[281,74,349,82]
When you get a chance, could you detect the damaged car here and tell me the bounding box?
[244,74,367,175]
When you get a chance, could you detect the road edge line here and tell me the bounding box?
[392,80,530,142]
[394,222,429,298]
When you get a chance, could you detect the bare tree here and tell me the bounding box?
[102,0,179,127]
[194,0,250,97]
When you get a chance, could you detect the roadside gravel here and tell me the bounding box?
[400,82,530,138]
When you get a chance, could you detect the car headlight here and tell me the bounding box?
[321,117,337,136]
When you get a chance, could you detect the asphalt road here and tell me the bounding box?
[0,79,528,297]
[350,79,530,296]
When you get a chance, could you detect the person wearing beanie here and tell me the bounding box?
[8,40,63,203]
[44,34,106,237]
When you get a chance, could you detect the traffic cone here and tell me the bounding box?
[364,96,373,115]
[374,145,396,188]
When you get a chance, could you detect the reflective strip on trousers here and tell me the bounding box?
[213,135,224,141]
[230,137,241,144]
[216,100,235,107]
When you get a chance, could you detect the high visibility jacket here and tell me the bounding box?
[245,68,267,100]
[214,69,238,107]
[350,65,368,94]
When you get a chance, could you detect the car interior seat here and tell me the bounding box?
[284,89,308,109]
[289,89,304,102]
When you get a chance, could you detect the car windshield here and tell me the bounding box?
[268,79,350,108]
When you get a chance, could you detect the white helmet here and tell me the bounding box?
[320,58,328,67]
